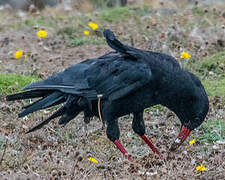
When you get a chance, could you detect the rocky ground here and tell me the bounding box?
[0,0,225,179]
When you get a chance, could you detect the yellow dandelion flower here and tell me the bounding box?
[189,139,196,146]
[196,164,206,171]
[83,30,90,35]
[180,51,191,59]
[88,157,99,163]
[14,50,23,59]
[88,22,98,30]
[37,30,48,38]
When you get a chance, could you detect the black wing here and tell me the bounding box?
[23,63,98,99]
[86,58,152,101]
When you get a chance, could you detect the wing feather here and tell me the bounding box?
[87,59,152,100]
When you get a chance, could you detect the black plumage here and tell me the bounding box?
[7,29,209,160]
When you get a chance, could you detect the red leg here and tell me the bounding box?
[141,135,164,159]
[113,140,133,161]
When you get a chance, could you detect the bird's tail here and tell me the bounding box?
[103,29,140,59]
[6,89,88,133]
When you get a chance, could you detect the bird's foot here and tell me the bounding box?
[141,135,164,160]
[113,139,133,161]
[124,153,133,161]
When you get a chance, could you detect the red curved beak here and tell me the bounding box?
[170,126,191,151]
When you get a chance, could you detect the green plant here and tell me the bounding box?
[57,26,77,39]
[68,38,85,47]
[100,6,131,22]
[67,37,105,47]
[187,51,225,77]
[185,51,225,97]
[201,52,225,75]
[145,105,165,113]
[89,0,110,8]
[0,139,4,150]
[198,119,225,143]
[192,7,204,16]
[0,73,39,95]
[129,4,152,17]
[57,25,105,47]
[23,16,57,28]
[202,79,225,97]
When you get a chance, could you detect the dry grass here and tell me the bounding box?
[0,96,225,179]
[0,0,225,179]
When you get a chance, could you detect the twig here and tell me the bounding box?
[71,160,78,179]
[0,138,8,165]
[97,94,105,130]
[47,126,63,139]
[82,167,94,180]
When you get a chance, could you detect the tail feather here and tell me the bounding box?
[103,29,140,59]
[23,93,66,109]
[26,95,83,133]
[6,90,51,101]
[26,105,67,133]
[19,91,63,118]
[58,95,82,125]
[58,110,80,126]
[23,95,65,109]
[103,29,128,54]
[7,78,94,132]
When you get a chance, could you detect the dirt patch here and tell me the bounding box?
[0,30,109,78]
[0,1,225,179]
[0,96,225,179]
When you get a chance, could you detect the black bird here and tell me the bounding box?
[7,29,209,160]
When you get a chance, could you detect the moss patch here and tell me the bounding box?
[186,51,225,97]
[202,78,225,97]
[198,51,225,76]
[187,51,225,78]
[57,26,105,47]
[23,16,58,28]
[67,37,105,47]
[192,7,205,16]
[0,73,39,95]
[99,7,131,22]
[198,119,225,143]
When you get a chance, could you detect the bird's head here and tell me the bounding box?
[170,72,209,151]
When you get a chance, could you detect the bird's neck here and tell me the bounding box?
[155,71,190,115]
